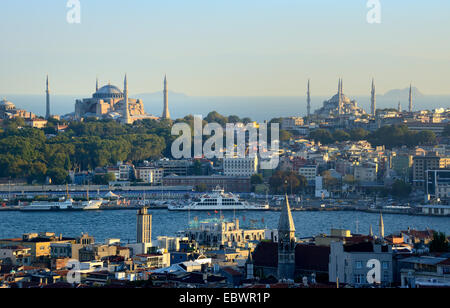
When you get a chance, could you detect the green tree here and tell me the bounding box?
[269,171,307,194]
[443,124,450,137]
[279,130,293,142]
[333,129,351,142]
[391,180,412,198]
[310,129,334,144]
[47,168,69,185]
[251,174,264,185]
[429,232,449,253]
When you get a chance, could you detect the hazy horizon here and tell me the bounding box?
[1,1,450,98]
[2,91,448,122]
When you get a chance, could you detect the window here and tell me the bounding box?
[356,261,363,269]
[382,261,389,270]
[354,274,365,284]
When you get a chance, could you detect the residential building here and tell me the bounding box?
[426,169,450,200]
[299,165,318,183]
[135,167,163,184]
[413,155,450,189]
[0,246,32,266]
[328,241,394,287]
[399,256,450,288]
[354,162,378,183]
[223,156,258,177]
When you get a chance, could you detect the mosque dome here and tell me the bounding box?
[93,84,124,99]
[0,98,16,110]
[329,93,351,104]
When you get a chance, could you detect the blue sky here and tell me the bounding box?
[1,0,450,96]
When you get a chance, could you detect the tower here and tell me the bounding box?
[123,74,132,124]
[96,77,99,92]
[278,195,296,280]
[306,79,311,120]
[371,78,376,117]
[398,101,401,113]
[337,78,343,115]
[379,212,384,239]
[45,75,50,119]
[162,75,170,119]
[369,224,373,237]
[408,84,413,112]
[137,207,152,244]
[245,251,254,280]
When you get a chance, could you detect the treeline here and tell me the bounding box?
[0,118,171,184]
[0,112,255,184]
[309,125,437,148]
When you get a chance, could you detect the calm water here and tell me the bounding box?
[0,210,449,242]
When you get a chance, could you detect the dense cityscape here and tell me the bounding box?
[1,1,449,297]
[0,73,449,289]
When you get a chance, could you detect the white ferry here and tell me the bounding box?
[20,198,81,211]
[168,187,269,211]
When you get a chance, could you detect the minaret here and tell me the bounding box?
[398,101,402,113]
[277,195,296,280]
[96,77,99,92]
[371,78,376,117]
[408,84,413,112]
[379,212,385,239]
[338,78,343,115]
[369,224,374,237]
[137,207,152,244]
[45,75,50,119]
[123,74,132,124]
[162,75,170,119]
[306,79,311,120]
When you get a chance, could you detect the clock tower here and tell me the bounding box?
[277,195,296,280]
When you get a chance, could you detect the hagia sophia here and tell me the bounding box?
[74,75,169,124]
[0,97,36,120]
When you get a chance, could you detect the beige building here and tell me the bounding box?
[413,155,450,188]
[136,167,164,184]
[184,218,265,248]
[223,156,258,177]
[0,233,75,262]
[137,207,152,244]
[74,76,158,123]
[78,244,130,262]
[354,162,378,183]
[299,165,318,182]
[0,246,32,266]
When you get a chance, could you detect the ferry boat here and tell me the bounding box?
[168,187,269,211]
[20,198,81,211]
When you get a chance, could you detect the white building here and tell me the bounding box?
[136,167,164,184]
[281,117,304,131]
[299,165,318,183]
[329,241,394,287]
[223,156,258,177]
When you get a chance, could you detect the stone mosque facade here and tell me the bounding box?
[74,76,159,123]
[314,79,367,119]
[0,98,36,120]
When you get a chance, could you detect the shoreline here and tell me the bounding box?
[1,206,448,218]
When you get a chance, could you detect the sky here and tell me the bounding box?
[1,0,450,97]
